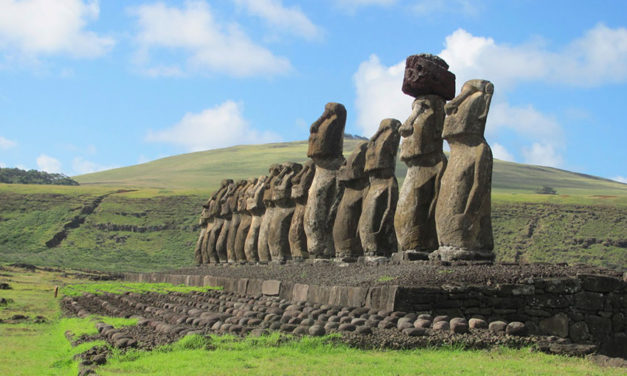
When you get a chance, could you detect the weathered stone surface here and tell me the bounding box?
[432,320,449,331]
[506,321,527,336]
[226,180,248,263]
[450,317,469,333]
[244,176,267,262]
[469,318,488,329]
[540,313,569,338]
[292,283,309,302]
[579,274,623,293]
[359,119,400,257]
[395,94,447,256]
[269,163,301,263]
[433,79,495,262]
[414,318,431,329]
[309,325,325,336]
[258,165,281,262]
[307,102,346,160]
[402,54,455,100]
[234,178,257,262]
[262,280,281,296]
[288,161,315,260]
[570,321,591,343]
[333,142,368,261]
[489,321,507,334]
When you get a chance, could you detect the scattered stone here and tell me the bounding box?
[309,325,325,336]
[432,321,449,331]
[0,282,11,290]
[506,322,527,336]
[403,327,427,337]
[489,321,507,335]
[540,313,569,338]
[338,323,356,332]
[469,318,487,329]
[450,318,469,334]
[414,319,431,329]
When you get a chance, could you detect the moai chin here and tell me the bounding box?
[257,164,281,263]
[433,79,495,262]
[288,160,315,261]
[394,53,454,260]
[358,119,401,258]
[333,142,368,262]
[304,103,346,259]
[244,176,267,263]
[269,162,301,263]
[226,180,247,263]
[234,177,257,263]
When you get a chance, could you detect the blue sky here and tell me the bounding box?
[0,0,626,183]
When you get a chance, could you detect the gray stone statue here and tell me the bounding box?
[288,160,315,261]
[215,180,236,263]
[194,206,209,265]
[333,142,368,262]
[358,119,400,258]
[433,79,495,262]
[257,164,281,263]
[244,176,267,263]
[226,180,247,263]
[234,177,257,263]
[269,162,301,263]
[304,102,346,259]
[395,54,454,260]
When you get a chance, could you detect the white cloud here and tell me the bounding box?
[233,0,322,40]
[412,0,478,16]
[0,0,114,58]
[353,54,412,137]
[0,161,5,168]
[0,136,16,149]
[36,154,62,173]
[334,0,397,10]
[146,100,280,152]
[129,1,291,77]
[612,176,627,184]
[72,157,115,175]
[522,143,563,167]
[491,142,514,162]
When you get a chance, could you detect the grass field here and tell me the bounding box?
[0,266,622,376]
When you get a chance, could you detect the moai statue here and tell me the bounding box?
[394,54,455,260]
[269,162,302,263]
[234,177,257,263]
[215,180,236,263]
[226,180,247,263]
[432,79,495,262]
[288,160,315,261]
[358,119,401,258]
[304,102,346,259]
[333,142,368,262]
[257,164,281,263]
[194,206,209,265]
[244,176,267,263]
[205,180,232,264]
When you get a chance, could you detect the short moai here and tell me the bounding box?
[333,142,368,262]
[394,54,454,260]
[288,160,315,261]
[257,164,281,263]
[215,180,236,263]
[206,179,232,264]
[269,162,302,263]
[358,119,401,258]
[226,180,247,263]
[432,79,495,262]
[304,102,346,259]
[194,206,209,265]
[244,176,267,263]
[234,177,257,263]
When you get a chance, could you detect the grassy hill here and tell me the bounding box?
[1,139,625,272]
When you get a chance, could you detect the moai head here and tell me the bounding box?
[273,162,302,201]
[229,180,247,212]
[399,95,446,161]
[219,180,236,216]
[402,54,455,100]
[307,102,347,160]
[263,164,281,203]
[247,175,267,211]
[365,119,401,174]
[442,79,494,140]
[238,177,257,212]
[338,142,368,183]
[291,160,315,200]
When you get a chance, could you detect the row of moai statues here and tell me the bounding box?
[194,53,495,264]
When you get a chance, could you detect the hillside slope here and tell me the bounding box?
[75,140,627,197]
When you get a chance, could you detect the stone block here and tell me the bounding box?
[347,287,368,308]
[308,285,331,305]
[246,279,263,296]
[279,282,294,301]
[579,274,622,293]
[237,279,249,295]
[366,285,398,312]
[540,313,569,338]
[585,314,611,338]
[292,284,309,302]
[570,321,591,343]
[574,291,604,310]
[402,54,455,100]
[262,280,281,296]
[544,278,581,294]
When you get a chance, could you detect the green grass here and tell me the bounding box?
[61,281,220,297]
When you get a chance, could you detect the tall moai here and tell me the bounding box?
[333,142,368,262]
[304,102,346,259]
[257,164,281,263]
[269,162,302,263]
[288,160,315,261]
[433,79,495,262]
[234,177,257,263]
[394,54,455,260]
[205,179,232,264]
[358,119,401,258]
[226,180,247,263]
[215,180,236,263]
[244,176,267,263]
[194,205,210,265]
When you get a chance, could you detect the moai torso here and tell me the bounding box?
[269,163,301,263]
[206,180,232,264]
[433,79,495,261]
[258,165,281,263]
[244,176,267,262]
[234,178,256,263]
[358,119,401,258]
[288,160,315,260]
[304,102,346,259]
[333,142,368,261]
[216,181,235,262]
[226,180,247,263]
